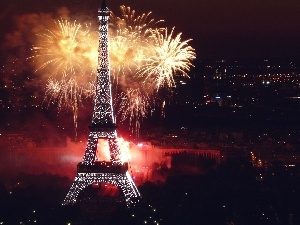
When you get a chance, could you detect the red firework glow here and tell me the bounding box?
[0,135,169,186]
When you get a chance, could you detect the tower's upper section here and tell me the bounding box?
[90,0,116,132]
[98,0,109,20]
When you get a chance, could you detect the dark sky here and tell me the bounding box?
[1,0,300,59]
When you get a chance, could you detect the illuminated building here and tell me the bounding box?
[62,0,140,207]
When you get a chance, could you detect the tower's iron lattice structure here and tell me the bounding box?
[63,0,141,207]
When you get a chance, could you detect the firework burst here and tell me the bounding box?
[30,19,97,75]
[30,6,196,136]
[110,5,164,38]
[108,5,163,82]
[137,27,196,90]
[108,35,141,81]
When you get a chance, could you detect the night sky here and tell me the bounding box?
[1,0,300,60]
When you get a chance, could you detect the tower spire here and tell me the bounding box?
[101,0,107,10]
[99,0,109,17]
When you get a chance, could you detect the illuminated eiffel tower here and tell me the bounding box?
[62,0,140,207]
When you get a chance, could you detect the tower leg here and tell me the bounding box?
[63,172,141,206]
[62,174,93,205]
[119,174,139,206]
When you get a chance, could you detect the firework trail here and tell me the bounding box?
[110,5,164,38]
[45,71,85,138]
[116,88,152,137]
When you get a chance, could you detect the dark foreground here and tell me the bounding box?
[1,156,300,225]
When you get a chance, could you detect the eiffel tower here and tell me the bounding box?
[62,0,141,207]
